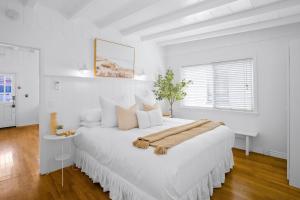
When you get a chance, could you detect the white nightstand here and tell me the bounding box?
[43,132,80,187]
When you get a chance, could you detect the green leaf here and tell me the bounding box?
[153,69,192,114]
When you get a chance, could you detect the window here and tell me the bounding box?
[181,59,255,112]
[0,75,13,103]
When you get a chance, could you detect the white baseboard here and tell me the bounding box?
[234,135,287,159]
[233,143,246,151]
[40,160,74,175]
[16,122,38,127]
[267,150,287,159]
[234,143,287,159]
[290,179,300,189]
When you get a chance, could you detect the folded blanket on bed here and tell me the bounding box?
[133,119,224,155]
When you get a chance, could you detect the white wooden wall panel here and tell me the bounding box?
[289,39,300,188]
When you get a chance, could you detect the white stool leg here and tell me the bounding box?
[245,136,250,156]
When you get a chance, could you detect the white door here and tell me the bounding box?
[0,74,16,128]
[289,39,300,188]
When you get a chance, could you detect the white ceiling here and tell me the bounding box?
[5,0,300,45]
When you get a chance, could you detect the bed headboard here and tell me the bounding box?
[44,75,153,129]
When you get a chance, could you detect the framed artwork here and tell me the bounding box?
[94,39,135,78]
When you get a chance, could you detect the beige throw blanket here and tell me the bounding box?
[133,119,224,155]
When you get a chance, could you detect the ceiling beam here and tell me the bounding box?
[65,0,95,19]
[95,0,160,29]
[120,0,237,36]
[19,0,39,8]
[158,14,300,46]
[142,0,300,41]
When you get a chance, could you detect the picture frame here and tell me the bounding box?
[94,38,135,78]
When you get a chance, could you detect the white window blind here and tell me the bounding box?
[182,59,255,112]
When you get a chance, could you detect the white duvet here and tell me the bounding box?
[74,118,235,200]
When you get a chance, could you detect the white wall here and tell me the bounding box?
[0,45,39,126]
[0,2,164,173]
[164,23,300,159]
[0,2,164,78]
[289,39,300,188]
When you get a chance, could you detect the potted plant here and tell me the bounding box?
[153,69,192,117]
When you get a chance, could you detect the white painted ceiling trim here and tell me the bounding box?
[120,0,237,36]
[141,0,300,41]
[158,13,300,46]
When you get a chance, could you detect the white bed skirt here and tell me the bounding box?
[75,148,234,200]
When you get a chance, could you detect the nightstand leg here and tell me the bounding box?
[62,142,63,187]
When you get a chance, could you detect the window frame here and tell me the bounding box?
[0,74,15,104]
[180,58,258,114]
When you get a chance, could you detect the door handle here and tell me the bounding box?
[12,96,16,108]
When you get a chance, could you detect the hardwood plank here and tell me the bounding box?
[0,126,299,200]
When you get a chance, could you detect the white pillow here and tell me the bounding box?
[136,111,151,128]
[99,96,119,127]
[135,94,156,109]
[136,109,163,129]
[80,121,101,128]
[99,96,130,127]
[80,108,101,122]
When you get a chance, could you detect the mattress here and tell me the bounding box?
[74,118,235,200]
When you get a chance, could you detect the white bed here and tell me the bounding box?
[74,118,235,200]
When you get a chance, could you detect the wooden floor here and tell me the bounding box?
[0,126,300,200]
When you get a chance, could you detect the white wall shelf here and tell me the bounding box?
[44,74,154,82]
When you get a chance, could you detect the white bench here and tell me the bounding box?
[235,131,259,156]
